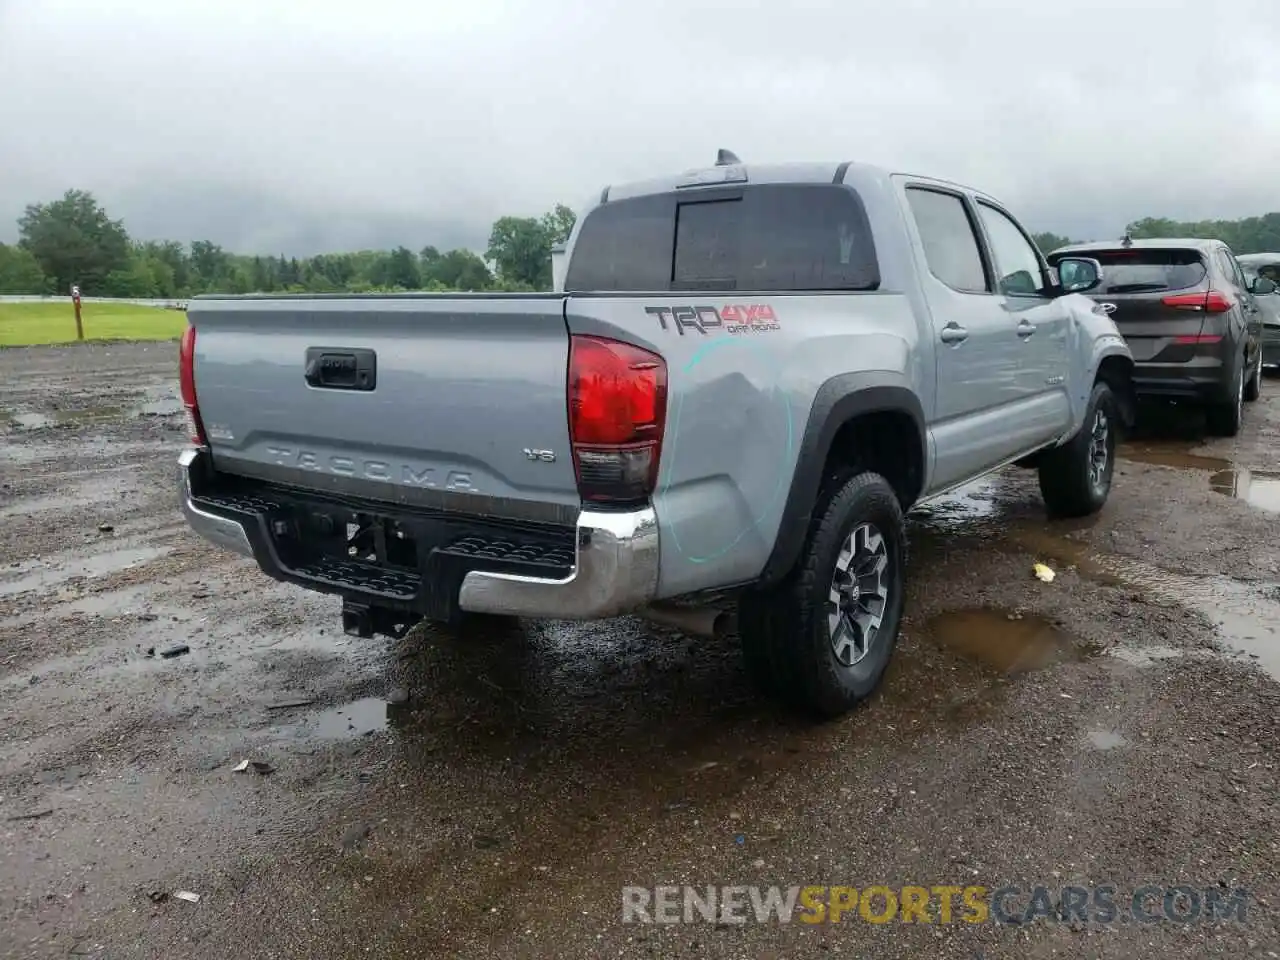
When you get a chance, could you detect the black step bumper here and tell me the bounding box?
[177,448,658,621]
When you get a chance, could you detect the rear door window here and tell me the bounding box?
[1054,249,1207,295]
[565,184,879,292]
[904,187,990,293]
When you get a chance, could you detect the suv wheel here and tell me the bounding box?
[1244,349,1262,403]
[1206,362,1244,436]
[1038,380,1118,518]
[739,472,906,718]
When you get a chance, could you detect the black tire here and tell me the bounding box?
[1038,380,1118,519]
[739,472,906,719]
[1243,350,1262,403]
[1205,361,1244,436]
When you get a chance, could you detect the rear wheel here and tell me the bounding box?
[1205,362,1244,436]
[1244,349,1263,402]
[1038,380,1118,518]
[739,472,906,719]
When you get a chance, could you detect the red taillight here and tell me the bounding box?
[568,335,667,503]
[1161,290,1233,313]
[179,324,208,446]
[1172,335,1223,345]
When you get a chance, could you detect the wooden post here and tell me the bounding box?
[71,285,83,341]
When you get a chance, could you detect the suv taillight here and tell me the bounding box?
[568,335,667,503]
[179,324,208,446]
[1162,290,1233,313]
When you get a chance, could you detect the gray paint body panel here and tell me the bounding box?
[188,296,581,522]
[567,291,923,597]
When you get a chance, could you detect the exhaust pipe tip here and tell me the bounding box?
[638,603,733,639]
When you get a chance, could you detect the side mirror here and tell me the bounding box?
[1054,256,1104,294]
[1250,276,1277,295]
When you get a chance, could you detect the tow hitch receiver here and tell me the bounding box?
[342,601,416,640]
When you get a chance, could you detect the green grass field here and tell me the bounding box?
[0,301,187,347]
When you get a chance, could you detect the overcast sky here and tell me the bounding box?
[2,0,1278,256]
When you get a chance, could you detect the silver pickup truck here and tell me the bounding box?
[178,153,1134,718]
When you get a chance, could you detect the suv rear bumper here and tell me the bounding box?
[178,447,659,620]
[1263,325,1280,363]
[1132,358,1233,402]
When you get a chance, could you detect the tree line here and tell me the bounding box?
[1031,213,1280,259]
[0,190,576,298]
[2,189,1279,299]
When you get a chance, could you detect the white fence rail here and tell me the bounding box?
[0,295,188,309]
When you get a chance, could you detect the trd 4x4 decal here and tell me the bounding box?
[645,304,781,336]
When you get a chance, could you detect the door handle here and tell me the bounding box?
[1017,321,1037,337]
[940,324,968,344]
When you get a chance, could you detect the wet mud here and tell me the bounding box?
[1,344,1278,959]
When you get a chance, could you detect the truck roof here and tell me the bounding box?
[599,159,982,204]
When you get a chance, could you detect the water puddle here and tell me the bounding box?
[1209,468,1280,513]
[1085,729,1128,751]
[926,608,1091,673]
[0,438,173,466]
[1117,441,1280,513]
[912,478,1002,524]
[0,545,171,598]
[0,475,139,520]
[129,381,183,417]
[1009,528,1280,680]
[309,698,392,738]
[9,408,125,430]
[273,696,419,740]
[1109,645,1186,668]
[1118,442,1231,473]
[0,586,165,628]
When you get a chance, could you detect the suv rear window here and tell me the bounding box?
[565,184,880,292]
[1051,248,1207,295]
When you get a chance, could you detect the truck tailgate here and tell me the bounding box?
[188,295,580,523]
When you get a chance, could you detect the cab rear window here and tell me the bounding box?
[565,184,880,293]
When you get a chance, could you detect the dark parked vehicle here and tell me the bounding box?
[1048,238,1264,436]
[1237,253,1280,368]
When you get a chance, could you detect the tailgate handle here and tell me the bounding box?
[304,347,377,391]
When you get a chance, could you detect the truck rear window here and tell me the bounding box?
[1053,248,1207,295]
[565,184,880,293]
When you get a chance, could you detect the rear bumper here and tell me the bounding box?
[457,510,658,619]
[177,447,658,620]
[1131,358,1231,401]
[1263,327,1280,362]
[179,449,256,558]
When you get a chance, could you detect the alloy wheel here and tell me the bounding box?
[1088,407,1111,494]
[827,522,890,667]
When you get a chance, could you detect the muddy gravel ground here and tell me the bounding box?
[2,341,1279,960]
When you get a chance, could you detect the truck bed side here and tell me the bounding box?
[565,292,925,597]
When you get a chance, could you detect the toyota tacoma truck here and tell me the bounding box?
[177,152,1134,718]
